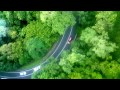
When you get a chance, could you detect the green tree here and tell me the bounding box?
[76,11,96,28]
[25,37,46,60]
[32,11,119,79]
[80,12,118,59]
[32,57,66,79]
[40,11,76,35]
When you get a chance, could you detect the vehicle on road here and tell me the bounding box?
[20,71,26,76]
[33,66,41,72]
[67,36,72,44]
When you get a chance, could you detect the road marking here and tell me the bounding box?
[73,34,77,41]
[0,27,77,79]
[0,27,70,75]
[40,27,73,65]
[55,26,73,59]
[0,73,33,79]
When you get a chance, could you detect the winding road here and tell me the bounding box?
[0,24,77,79]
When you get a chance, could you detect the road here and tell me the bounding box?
[0,24,77,79]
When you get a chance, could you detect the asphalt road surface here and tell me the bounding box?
[0,25,77,79]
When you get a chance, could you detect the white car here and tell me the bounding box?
[20,71,26,76]
[33,66,41,72]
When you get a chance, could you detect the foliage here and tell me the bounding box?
[40,11,76,35]
[0,11,120,78]
[32,57,67,79]
[76,11,96,28]
[0,11,66,71]
[32,11,120,79]
[25,37,46,60]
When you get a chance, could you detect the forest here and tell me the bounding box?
[0,11,120,79]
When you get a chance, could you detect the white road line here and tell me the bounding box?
[73,34,77,41]
[0,27,69,74]
[48,29,69,58]
[0,73,33,79]
[55,26,73,59]
[0,27,76,79]
[40,27,72,65]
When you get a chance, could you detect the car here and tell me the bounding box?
[67,37,72,44]
[20,71,26,76]
[33,66,41,72]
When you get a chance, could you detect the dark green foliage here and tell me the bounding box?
[76,11,96,28]
[32,57,67,79]
[40,11,76,35]
[0,11,55,71]
[32,11,120,79]
[25,37,46,60]
[0,11,120,78]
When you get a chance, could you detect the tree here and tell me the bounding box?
[94,11,117,33]
[0,42,21,71]
[32,57,66,79]
[40,11,76,35]
[25,37,46,60]
[32,11,119,79]
[0,11,64,71]
[80,12,118,59]
[98,60,120,79]
[76,11,96,28]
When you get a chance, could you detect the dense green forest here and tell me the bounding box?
[32,11,120,79]
[0,11,120,79]
[0,11,75,71]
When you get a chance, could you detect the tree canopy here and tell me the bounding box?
[0,11,120,79]
[32,11,120,79]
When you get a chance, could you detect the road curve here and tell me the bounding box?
[0,24,77,79]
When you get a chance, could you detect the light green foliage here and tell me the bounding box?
[93,11,117,34]
[80,11,118,59]
[80,27,97,44]
[18,51,31,65]
[0,11,72,71]
[0,43,21,71]
[20,20,59,63]
[92,38,117,59]
[8,30,17,39]
[20,20,57,48]
[80,28,117,59]
[14,11,26,20]
[68,72,83,79]
[59,50,85,74]
[0,11,119,78]
[99,60,120,79]
[33,11,120,79]
[32,57,66,79]
[3,11,14,25]
[32,49,102,79]
[0,41,25,63]
[3,11,36,26]
[11,40,31,65]
[40,11,76,35]
[0,43,15,61]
